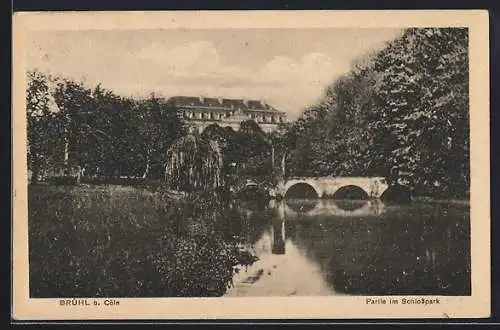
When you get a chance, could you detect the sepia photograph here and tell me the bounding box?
[12,10,490,320]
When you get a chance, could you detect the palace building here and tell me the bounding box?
[169,96,287,133]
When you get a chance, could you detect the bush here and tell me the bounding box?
[28,185,256,297]
[45,175,78,185]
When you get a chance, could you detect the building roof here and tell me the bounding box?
[168,96,285,115]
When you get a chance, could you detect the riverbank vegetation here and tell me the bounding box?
[28,184,259,297]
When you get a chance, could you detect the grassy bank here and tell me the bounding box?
[28,184,252,298]
[411,196,470,206]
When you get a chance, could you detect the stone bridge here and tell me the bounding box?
[275,176,390,199]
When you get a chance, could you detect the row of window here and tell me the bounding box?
[184,111,228,120]
[249,113,285,124]
[183,110,284,123]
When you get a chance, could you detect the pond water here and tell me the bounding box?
[224,199,471,297]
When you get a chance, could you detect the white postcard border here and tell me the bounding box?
[12,10,490,320]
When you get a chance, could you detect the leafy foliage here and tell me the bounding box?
[283,28,469,198]
[28,185,258,297]
[135,95,187,179]
[26,73,186,181]
[164,134,225,193]
[26,70,62,182]
[226,120,273,177]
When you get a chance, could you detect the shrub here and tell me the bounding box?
[28,185,256,297]
[45,175,78,185]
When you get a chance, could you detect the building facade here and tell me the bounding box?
[169,96,287,133]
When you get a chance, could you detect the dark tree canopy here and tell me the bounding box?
[282,28,469,198]
[26,73,186,181]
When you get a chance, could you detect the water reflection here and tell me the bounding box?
[282,199,318,213]
[271,218,286,255]
[279,199,386,218]
[225,217,337,297]
[227,199,471,296]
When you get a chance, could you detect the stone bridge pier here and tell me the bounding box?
[275,176,390,199]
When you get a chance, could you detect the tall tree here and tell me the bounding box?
[234,120,272,177]
[370,28,469,196]
[26,70,61,182]
[52,78,93,175]
[79,83,125,178]
[136,94,186,179]
[164,134,224,192]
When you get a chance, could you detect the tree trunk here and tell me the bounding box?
[76,165,81,184]
[31,166,39,184]
[63,115,71,176]
[281,152,287,178]
[271,144,275,171]
[63,140,70,175]
[142,146,151,179]
[30,153,42,183]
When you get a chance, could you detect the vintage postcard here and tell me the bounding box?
[12,10,490,320]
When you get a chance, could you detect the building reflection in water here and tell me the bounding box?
[271,218,286,254]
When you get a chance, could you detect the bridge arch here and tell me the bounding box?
[278,177,391,200]
[380,184,412,204]
[332,185,370,200]
[234,182,269,200]
[284,182,320,199]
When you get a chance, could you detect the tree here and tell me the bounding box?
[201,124,227,146]
[164,134,224,193]
[233,120,272,177]
[52,78,94,175]
[268,124,290,179]
[136,95,186,179]
[370,28,469,196]
[77,83,127,179]
[282,27,469,198]
[26,70,62,183]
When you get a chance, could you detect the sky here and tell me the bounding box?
[26,28,403,119]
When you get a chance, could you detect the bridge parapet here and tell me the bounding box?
[277,176,389,199]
